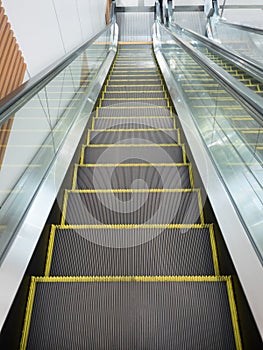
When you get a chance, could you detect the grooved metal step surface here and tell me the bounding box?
[74,164,191,190]
[104,92,166,99]
[110,70,159,76]
[89,129,179,144]
[106,85,163,91]
[101,99,169,107]
[93,117,175,130]
[63,190,202,225]
[22,278,238,350]
[82,145,185,164]
[108,79,162,85]
[97,106,172,117]
[47,226,217,276]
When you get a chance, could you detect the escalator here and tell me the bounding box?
[160,24,263,162]
[19,43,243,349]
[168,23,263,96]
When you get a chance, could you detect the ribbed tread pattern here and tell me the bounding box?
[104,92,165,99]
[89,129,178,144]
[64,190,202,225]
[106,85,163,91]
[25,279,237,350]
[83,145,184,164]
[97,106,171,117]
[101,99,168,107]
[48,226,216,276]
[93,117,174,130]
[75,165,191,190]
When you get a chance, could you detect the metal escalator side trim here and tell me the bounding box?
[209,225,220,276]
[20,277,37,350]
[226,277,243,350]
[44,226,56,277]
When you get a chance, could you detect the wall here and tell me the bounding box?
[2,0,107,78]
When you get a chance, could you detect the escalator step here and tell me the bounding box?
[88,129,179,145]
[111,71,159,75]
[82,145,185,164]
[97,106,172,117]
[103,92,166,99]
[108,79,162,85]
[21,277,240,350]
[62,189,203,225]
[74,164,192,190]
[46,225,218,276]
[100,99,169,107]
[106,85,163,91]
[93,117,175,130]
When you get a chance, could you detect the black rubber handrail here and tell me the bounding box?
[220,20,263,35]
[0,23,113,127]
[169,22,263,82]
[157,23,263,128]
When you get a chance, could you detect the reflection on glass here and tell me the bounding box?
[158,26,263,260]
[0,27,112,258]
[213,21,263,67]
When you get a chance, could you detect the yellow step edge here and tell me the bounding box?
[226,278,243,350]
[86,143,180,148]
[89,127,176,132]
[79,162,188,168]
[93,116,173,120]
[209,225,220,275]
[72,163,191,190]
[103,90,165,94]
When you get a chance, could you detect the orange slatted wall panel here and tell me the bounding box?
[0,0,26,168]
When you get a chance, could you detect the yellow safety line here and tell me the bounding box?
[97,105,171,110]
[54,223,210,230]
[33,275,230,283]
[44,225,56,276]
[85,144,179,148]
[188,163,194,188]
[182,144,187,164]
[209,225,220,275]
[79,163,188,168]
[89,128,176,132]
[80,144,86,163]
[226,278,243,350]
[94,116,172,120]
[20,277,37,350]
[67,188,200,194]
[104,90,164,94]
[72,164,78,189]
[86,130,90,145]
[197,190,205,224]
[61,191,69,225]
